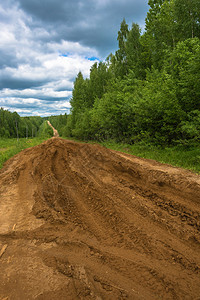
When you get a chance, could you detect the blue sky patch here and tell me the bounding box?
[86,56,100,61]
[59,52,70,57]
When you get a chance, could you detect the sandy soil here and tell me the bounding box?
[0,137,200,300]
[47,121,59,137]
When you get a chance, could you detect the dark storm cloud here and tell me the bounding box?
[18,0,76,23]
[0,78,48,90]
[18,0,148,26]
[18,0,149,56]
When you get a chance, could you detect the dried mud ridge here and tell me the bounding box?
[0,138,200,299]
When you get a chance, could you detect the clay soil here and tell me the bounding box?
[0,137,200,300]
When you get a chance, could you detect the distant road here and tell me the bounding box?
[47,120,59,137]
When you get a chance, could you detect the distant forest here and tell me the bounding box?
[0,108,43,138]
[1,0,200,147]
[0,108,69,139]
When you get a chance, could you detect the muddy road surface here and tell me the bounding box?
[0,138,200,299]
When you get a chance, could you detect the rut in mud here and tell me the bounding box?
[0,137,200,299]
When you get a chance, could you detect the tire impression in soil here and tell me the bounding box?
[0,138,200,299]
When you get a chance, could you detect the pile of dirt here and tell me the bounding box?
[0,137,200,299]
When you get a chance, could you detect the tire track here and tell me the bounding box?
[0,138,199,299]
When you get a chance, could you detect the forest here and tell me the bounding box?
[64,0,200,147]
[0,108,68,139]
[0,108,44,138]
[1,0,200,149]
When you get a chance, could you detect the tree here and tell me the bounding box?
[126,23,142,78]
[66,3,200,147]
[145,0,176,68]
[174,0,200,40]
[134,69,183,144]
[115,18,129,77]
[89,62,110,100]
[70,72,87,112]
[165,38,200,112]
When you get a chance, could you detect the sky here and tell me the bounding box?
[0,0,149,117]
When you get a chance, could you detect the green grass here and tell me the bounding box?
[62,137,200,173]
[0,137,48,169]
[100,141,200,174]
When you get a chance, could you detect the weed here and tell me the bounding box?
[0,138,48,169]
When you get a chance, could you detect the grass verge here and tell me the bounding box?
[0,138,48,169]
[62,137,200,173]
[100,141,200,174]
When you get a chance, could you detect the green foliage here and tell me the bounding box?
[90,72,141,142]
[178,110,200,146]
[0,137,48,169]
[48,114,68,136]
[174,0,200,40]
[116,18,129,77]
[100,140,200,174]
[37,121,53,138]
[71,110,93,140]
[133,69,184,144]
[65,1,200,152]
[0,108,43,139]
[165,38,200,112]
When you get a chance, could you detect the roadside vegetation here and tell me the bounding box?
[0,137,49,169]
[37,120,53,138]
[61,137,200,174]
[0,120,53,169]
[100,141,200,174]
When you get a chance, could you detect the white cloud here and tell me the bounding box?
[48,40,99,57]
[0,17,96,116]
[0,0,149,116]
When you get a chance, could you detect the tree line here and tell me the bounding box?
[65,0,200,146]
[0,108,44,138]
[0,108,68,139]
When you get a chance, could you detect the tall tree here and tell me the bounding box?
[165,37,200,112]
[174,0,200,40]
[126,23,142,78]
[70,72,87,113]
[89,62,109,100]
[145,0,176,68]
[115,18,129,77]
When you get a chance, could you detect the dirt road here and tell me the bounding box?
[0,138,200,299]
[47,121,59,137]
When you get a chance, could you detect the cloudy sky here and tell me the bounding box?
[0,0,149,117]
